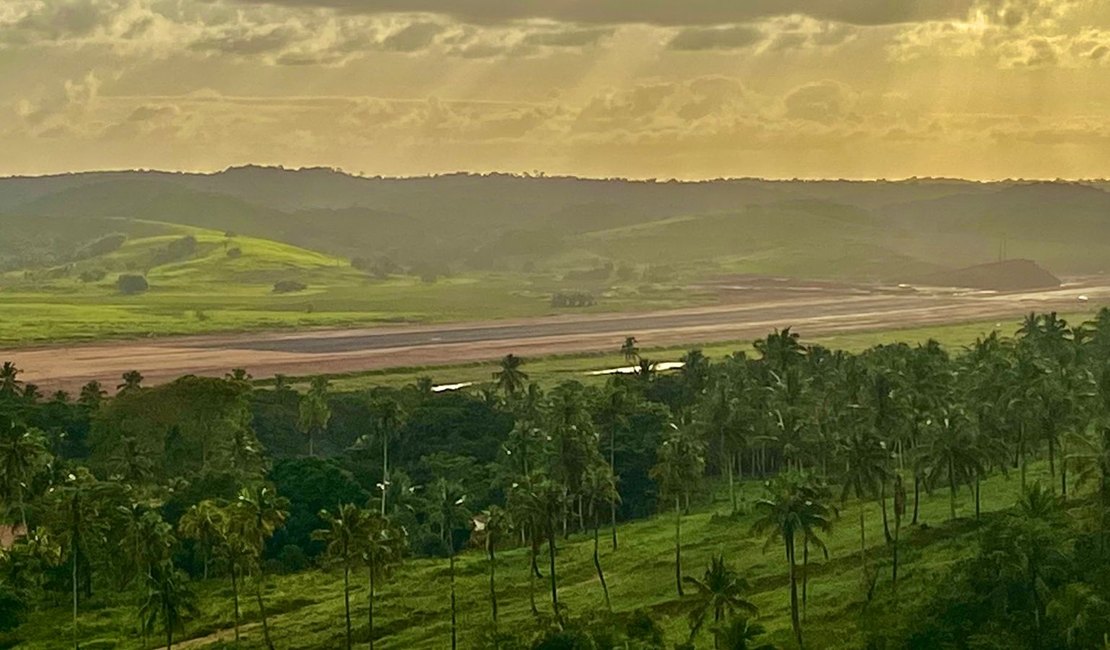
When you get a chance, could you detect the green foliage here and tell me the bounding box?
[116,273,149,295]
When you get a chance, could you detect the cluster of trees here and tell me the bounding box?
[550,291,597,308]
[1,311,1110,648]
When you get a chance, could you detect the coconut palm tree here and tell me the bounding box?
[363,512,405,650]
[230,485,288,650]
[506,473,548,618]
[139,559,197,650]
[0,362,22,398]
[714,617,775,650]
[77,381,107,410]
[683,554,758,648]
[298,376,331,457]
[838,427,891,580]
[651,423,706,597]
[916,407,987,520]
[480,505,510,633]
[0,426,50,530]
[620,336,640,365]
[431,479,470,650]
[179,502,224,580]
[493,354,529,398]
[45,469,121,650]
[117,370,144,394]
[581,462,618,610]
[357,513,405,650]
[752,473,833,650]
[313,504,370,650]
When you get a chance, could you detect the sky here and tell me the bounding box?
[2,0,1110,179]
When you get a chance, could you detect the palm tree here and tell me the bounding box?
[231,485,289,650]
[181,502,226,577]
[916,407,986,520]
[46,469,120,650]
[714,617,775,650]
[77,381,107,409]
[117,370,144,394]
[139,560,197,650]
[581,462,619,610]
[838,428,891,580]
[298,376,331,457]
[506,473,548,618]
[0,361,22,398]
[481,506,510,633]
[1069,425,1110,556]
[364,513,405,650]
[367,396,404,516]
[209,504,252,644]
[0,426,50,530]
[621,336,640,365]
[313,504,369,650]
[752,473,833,650]
[683,554,758,648]
[651,423,706,597]
[431,479,470,650]
[493,354,529,398]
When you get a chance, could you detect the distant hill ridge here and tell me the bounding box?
[2,168,1108,283]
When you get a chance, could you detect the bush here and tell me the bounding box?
[150,235,198,266]
[116,274,149,295]
[226,247,242,259]
[0,582,24,632]
[551,291,596,308]
[272,280,307,293]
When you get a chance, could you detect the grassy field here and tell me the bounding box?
[9,462,1061,649]
[0,224,711,346]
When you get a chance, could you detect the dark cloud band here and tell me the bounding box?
[232,0,976,27]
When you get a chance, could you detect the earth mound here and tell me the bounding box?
[918,259,1061,291]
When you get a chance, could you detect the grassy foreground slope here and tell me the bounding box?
[12,463,1057,649]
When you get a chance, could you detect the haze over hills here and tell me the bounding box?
[3,167,1109,286]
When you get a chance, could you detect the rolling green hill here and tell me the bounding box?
[2,169,1109,344]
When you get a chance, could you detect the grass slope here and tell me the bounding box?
[9,463,1061,649]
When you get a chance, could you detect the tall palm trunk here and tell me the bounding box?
[487,537,498,632]
[449,552,458,650]
[912,474,921,525]
[724,435,736,514]
[342,565,352,650]
[610,430,618,551]
[801,534,810,619]
[546,518,560,624]
[674,496,684,597]
[368,568,376,650]
[858,500,867,579]
[948,458,957,520]
[72,541,79,650]
[381,436,389,516]
[974,478,981,520]
[230,565,241,643]
[527,545,539,617]
[787,534,804,650]
[879,482,892,544]
[1059,437,1067,499]
[592,519,610,610]
[255,570,275,650]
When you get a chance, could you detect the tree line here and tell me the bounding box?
[1,311,1109,648]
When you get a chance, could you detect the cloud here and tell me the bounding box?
[668,25,763,51]
[228,0,978,27]
[782,80,857,123]
[380,22,443,52]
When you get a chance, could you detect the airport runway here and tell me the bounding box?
[4,282,1106,392]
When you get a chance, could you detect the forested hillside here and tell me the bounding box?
[2,312,1109,648]
[4,169,1110,282]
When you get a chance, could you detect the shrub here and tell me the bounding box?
[116,274,149,295]
[273,280,307,294]
[150,235,198,266]
[226,247,242,259]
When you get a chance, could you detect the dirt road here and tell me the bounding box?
[4,282,1106,392]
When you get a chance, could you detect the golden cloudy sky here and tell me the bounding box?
[3,0,1110,179]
